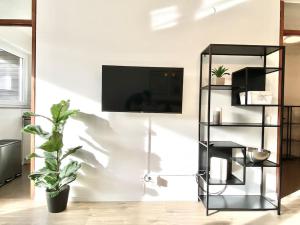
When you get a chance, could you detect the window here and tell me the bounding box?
[0,43,29,107]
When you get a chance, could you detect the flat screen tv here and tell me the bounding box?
[102,65,184,113]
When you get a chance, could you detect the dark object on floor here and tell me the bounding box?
[0,140,22,186]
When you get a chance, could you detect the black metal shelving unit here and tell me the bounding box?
[198,44,285,216]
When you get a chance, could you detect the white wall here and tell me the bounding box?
[285,2,300,30]
[36,0,280,201]
[285,44,300,104]
[284,1,300,105]
[0,109,23,139]
[283,44,300,157]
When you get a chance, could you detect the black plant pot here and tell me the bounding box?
[46,185,70,213]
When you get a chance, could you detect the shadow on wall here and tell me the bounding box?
[71,112,161,200]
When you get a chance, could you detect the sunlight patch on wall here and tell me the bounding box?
[150,6,180,31]
[284,0,300,3]
[36,79,111,168]
[36,79,110,120]
[195,0,248,20]
[284,35,300,44]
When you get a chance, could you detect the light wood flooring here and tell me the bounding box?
[0,164,30,199]
[1,165,300,225]
[0,193,300,224]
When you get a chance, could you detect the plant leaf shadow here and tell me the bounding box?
[71,112,161,200]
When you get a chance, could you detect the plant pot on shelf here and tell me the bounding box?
[46,185,70,213]
[215,77,225,85]
[224,75,231,85]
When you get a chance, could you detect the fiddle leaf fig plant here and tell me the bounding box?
[23,100,82,198]
[211,65,230,78]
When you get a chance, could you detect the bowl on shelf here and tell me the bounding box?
[246,147,271,163]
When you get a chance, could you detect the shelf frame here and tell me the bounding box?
[202,85,232,90]
[199,173,244,186]
[233,157,279,167]
[199,141,247,186]
[201,44,282,56]
[200,122,279,127]
[198,44,285,216]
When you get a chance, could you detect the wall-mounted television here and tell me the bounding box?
[102,65,184,113]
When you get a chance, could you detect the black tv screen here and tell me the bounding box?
[102,65,184,113]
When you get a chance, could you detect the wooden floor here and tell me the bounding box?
[1,165,300,225]
[0,193,300,225]
[0,164,30,199]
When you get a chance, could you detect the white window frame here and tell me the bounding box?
[0,39,30,107]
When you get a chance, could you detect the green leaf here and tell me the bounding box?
[23,112,35,117]
[26,152,44,160]
[29,172,44,181]
[28,168,58,179]
[44,173,58,186]
[45,158,58,171]
[211,65,229,78]
[33,167,48,174]
[60,146,82,162]
[60,109,79,121]
[51,100,70,122]
[60,161,81,179]
[23,125,49,138]
[28,168,58,189]
[39,132,63,152]
[23,112,53,122]
[44,151,57,159]
[59,174,77,188]
[32,178,48,188]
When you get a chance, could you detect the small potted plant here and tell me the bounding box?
[23,100,82,213]
[211,65,230,85]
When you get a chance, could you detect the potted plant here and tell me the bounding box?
[23,100,82,213]
[211,65,230,85]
